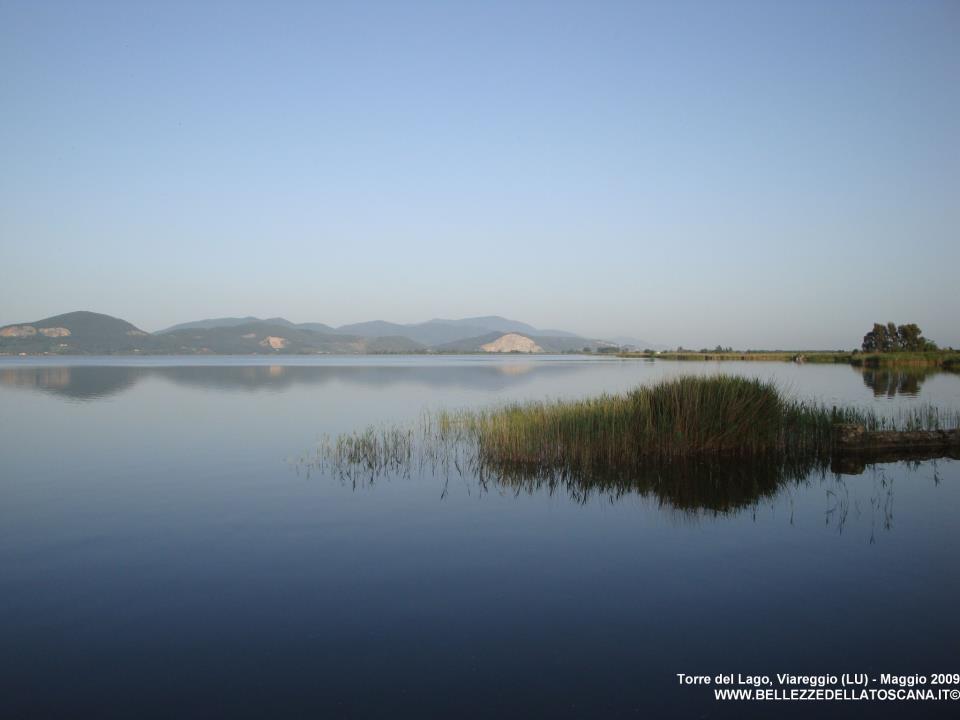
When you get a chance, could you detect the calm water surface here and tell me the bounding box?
[2,356,959,718]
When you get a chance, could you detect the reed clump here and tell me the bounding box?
[451,377,828,472]
[431,376,959,477]
[315,376,959,485]
[321,425,413,476]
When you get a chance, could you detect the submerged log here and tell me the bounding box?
[831,424,960,474]
[834,424,960,451]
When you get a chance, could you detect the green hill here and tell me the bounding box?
[1,311,604,355]
[0,311,164,354]
[164,314,594,348]
[160,322,356,354]
[161,323,425,354]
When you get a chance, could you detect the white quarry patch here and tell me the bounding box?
[40,327,72,337]
[480,333,544,353]
[0,325,38,337]
[259,335,289,350]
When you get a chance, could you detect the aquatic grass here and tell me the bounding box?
[451,376,951,472]
[319,424,414,478]
[314,375,960,488]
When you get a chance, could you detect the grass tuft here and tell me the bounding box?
[316,376,959,486]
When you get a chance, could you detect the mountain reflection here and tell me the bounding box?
[0,361,588,401]
[0,366,141,400]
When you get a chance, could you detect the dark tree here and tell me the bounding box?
[862,322,934,352]
[886,322,898,345]
[862,323,890,352]
[896,323,923,351]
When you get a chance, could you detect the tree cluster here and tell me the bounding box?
[861,323,936,352]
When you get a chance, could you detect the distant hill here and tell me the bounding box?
[159,316,265,332]
[0,311,165,354]
[160,322,357,354]
[428,316,580,338]
[434,332,601,354]
[160,323,426,354]
[361,335,426,354]
[295,322,336,334]
[335,320,410,338]
[209,315,591,346]
[1,311,650,355]
[158,314,596,348]
[329,319,491,346]
[480,333,544,353]
[160,316,339,336]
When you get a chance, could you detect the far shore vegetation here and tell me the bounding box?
[615,323,958,369]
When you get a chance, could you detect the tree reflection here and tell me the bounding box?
[859,367,941,397]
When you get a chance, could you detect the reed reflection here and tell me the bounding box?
[298,438,925,542]
[485,456,823,513]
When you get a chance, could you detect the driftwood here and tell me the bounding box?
[831,424,960,474]
[834,424,960,451]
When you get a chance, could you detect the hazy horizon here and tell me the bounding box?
[3,0,958,348]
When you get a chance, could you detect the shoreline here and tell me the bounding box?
[617,350,960,369]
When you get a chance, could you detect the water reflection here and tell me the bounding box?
[297,436,949,541]
[0,362,588,401]
[6,360,960,411]
[487,456,825,514]
[859,366,946,397]
[0,366,140,400]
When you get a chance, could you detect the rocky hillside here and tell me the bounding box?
[159,314,600,349]
[160,322,359,354]
[1,311,625,355]
[0,311,162,354]
[434,331,596,354]
[480,333,544,353]
[0,313,429,355]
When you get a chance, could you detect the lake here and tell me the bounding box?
[2,356,959,718]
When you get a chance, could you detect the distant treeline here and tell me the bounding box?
[617,323,957,369]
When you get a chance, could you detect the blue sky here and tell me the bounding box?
[2,0,957,348]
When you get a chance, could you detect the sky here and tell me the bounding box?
[1,0,958,349]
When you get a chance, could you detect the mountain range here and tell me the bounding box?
[0,311,654,355]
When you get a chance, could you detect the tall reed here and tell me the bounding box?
[316,375,959,484]
[458,377,836,472]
